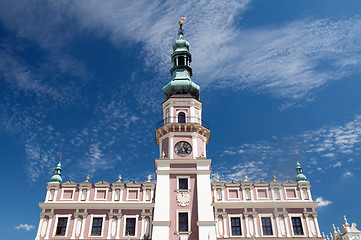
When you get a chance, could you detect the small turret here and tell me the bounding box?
[50,154,63,183]
[296,161,307,182]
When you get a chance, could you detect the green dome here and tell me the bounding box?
[163,79,200,99]
[172,34,189,52]
[50,174,62,183]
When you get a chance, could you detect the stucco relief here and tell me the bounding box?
[177,192,190,207]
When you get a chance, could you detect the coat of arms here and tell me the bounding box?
[177,192,190,207]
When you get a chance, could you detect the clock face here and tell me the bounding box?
[174,141,192,157]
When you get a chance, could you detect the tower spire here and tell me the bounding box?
[295,155,307,182]
[50,153,63,183]
[162,19,200,100]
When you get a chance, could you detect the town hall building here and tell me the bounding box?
[35,22,323,240]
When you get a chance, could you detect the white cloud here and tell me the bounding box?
[343,171,353,177]
[15,224,35,231]
[316,197,332,207]
[333,162,342,167]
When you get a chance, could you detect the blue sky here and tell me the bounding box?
[1,0,361,239]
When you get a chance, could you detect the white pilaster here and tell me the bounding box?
[305,214,313,237]
[140,215,145,239]
[35,218,44,240]
[284,214,291,237]
[45,217,52,239]
[275,213,282,237]
[223,216,228,238]
[107,216,112,239]
[80,216,86,239]
[169,137,173,159]
[253,214,259,237]
[196,166,216,240]
[116,216,121,239]
[314,216,322,237]
[71,217,78,239]
[192,136,198,158]
[245,214,250,238]
[152,169,170,240]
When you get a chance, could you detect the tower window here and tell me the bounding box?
[179,178,188,190]
[178,112,186,123]
[178,212,189,232]
[91,218,103,236]
[178,56,185,66]
[55,217,68,236]
[261,217,273,235]
[231,217,242,236]
[291,217,304,235]
[126,218,136,236]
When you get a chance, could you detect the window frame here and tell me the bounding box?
[176,209,191,234]
[60,188,75,201]
[227,188,241,200]
[289,215,306,237]
[94,188,108,201]
[126,188,140,201]
[228,214,243,237]
[89,215,105,238]
[259,215,275,237]
[284,187,298,200]
[256,187,269,200]
[176,176,190,191]
[123,215,139,238]
[53,214,71,237]
[176,110,188,124]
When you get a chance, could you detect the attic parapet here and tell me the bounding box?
[43,180,156,203]
[211,180,313,202]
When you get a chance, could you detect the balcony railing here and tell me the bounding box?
[156,116,209,129]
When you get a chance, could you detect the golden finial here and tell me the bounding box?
[179,17,187,27]
[59,152,63,162]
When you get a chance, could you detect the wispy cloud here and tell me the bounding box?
[315,197,332,208]
[219,113,361,180]
[15,224,35,231]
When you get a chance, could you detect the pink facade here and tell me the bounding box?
[36,180,155,240]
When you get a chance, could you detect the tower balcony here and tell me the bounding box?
[155,116,210,144]
[156,116,209,129]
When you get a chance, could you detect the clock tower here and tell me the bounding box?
[151,22,216,240]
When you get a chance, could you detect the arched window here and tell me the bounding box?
[178,56,185,66]
[178,112,186,123]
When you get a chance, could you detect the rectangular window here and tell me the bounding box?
[178,213,189,232]
[55,217,67,236]
[179,178,188,190]
[126,218,136,236]
[261,217,273,235]
[91,218,103,236]
[292,217,304,235]
[231,217,242,236]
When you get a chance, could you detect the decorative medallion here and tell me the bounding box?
[177,192,190,207]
